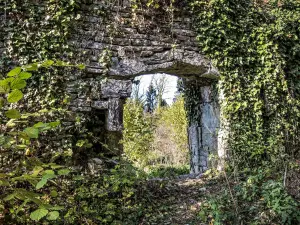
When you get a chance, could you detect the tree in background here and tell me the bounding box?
[131,78,144,103]
[144,82,157,113]
[124,75,188,170]
[122,99,154,167]
[152,95,189,166]
[153,74,168,110]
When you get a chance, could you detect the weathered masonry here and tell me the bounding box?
[68,1,221,173]
[0,1,223,173]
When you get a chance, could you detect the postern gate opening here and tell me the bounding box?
[65,0,222,173]
[91,56,220,173]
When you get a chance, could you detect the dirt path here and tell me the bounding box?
[140,176,220,225]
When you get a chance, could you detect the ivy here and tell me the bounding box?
[191,0,300,168]
[0,62,82,223]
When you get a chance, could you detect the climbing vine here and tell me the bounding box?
[2,0,299,170]
[0,0,93,167]
[191,0,300,169]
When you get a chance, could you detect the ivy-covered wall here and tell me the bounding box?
[0,0,220,172]
[3,0,298,174]
[192,0,300,169]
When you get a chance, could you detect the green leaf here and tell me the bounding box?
[50,190,58,197]
[76,140,85,147]
[0,179,10,186]
[7,89,23,103]
[10,79,26,89]
[36,178,48,190]
[24,127,39,139]
[30,208,49,221]
[49,121,60,127]
[47,211,59,221]
[16,144,28,149]
[42,60,54,67]
[0,173,7,178]
[50,164,63,169]
[50,206,64,210]
[42,174,57,180]
[0,136,5,145]
[4,193,17,201]
[6,119,16,127]
[5,109,21,119]
[23,63,38,72]
[18,71,32,80]
[73,175,84,180]
[58,169,70,175]
[0,97,4,109]
[77,64,86,70]
[19,131,30,140]
[55,60,67,66]
[7,67,22,77]
[33,122,47,128]
[43,170,55,175]
[32,166,44,177]
[0,80,10,94]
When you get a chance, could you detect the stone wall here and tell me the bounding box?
[64,0,220,173]
[0,2,5,70]
[0,0,221,173]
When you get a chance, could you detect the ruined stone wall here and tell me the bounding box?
[68,1,218,124]
[63,0,220,172]
[0,0,221,173]
[0,2,5,71]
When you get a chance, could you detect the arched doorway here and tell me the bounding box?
[92,52,220,173]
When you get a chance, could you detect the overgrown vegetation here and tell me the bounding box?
[123,78,189,175]
[0,63,148,224]
[192,0,300,169]
[189,0,300,223]
[0,61,79,223]
[1,0,299,224]
[199,169,300,224]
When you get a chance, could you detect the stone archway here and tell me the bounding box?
[66,1,222,173]
[90,53,220,173]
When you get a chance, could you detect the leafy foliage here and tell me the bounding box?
[123,99,154,167]
[152,95,189,166]
[1,0,300,224]
[0,62,78,223]
[192,0,300,168]
[156,96,188,156]
[199,170,300,224]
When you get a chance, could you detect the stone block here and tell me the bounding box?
[78,99,91,107]
[70,107,90,112]
[201,86,212,103]
[112,38,131,46]
[201,103,220,129]
[86,67,104,74]
[92,42,104,49]
[101,79,132,98]
[107,98,123,131]
[140,51,154,57]
[77,106,92,112]
[131,39,150,46]
[92,100,109,109]
[202,131,214,148]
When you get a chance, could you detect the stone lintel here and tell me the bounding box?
[92,100,109,109]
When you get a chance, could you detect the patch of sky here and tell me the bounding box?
[132,74,178,105]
